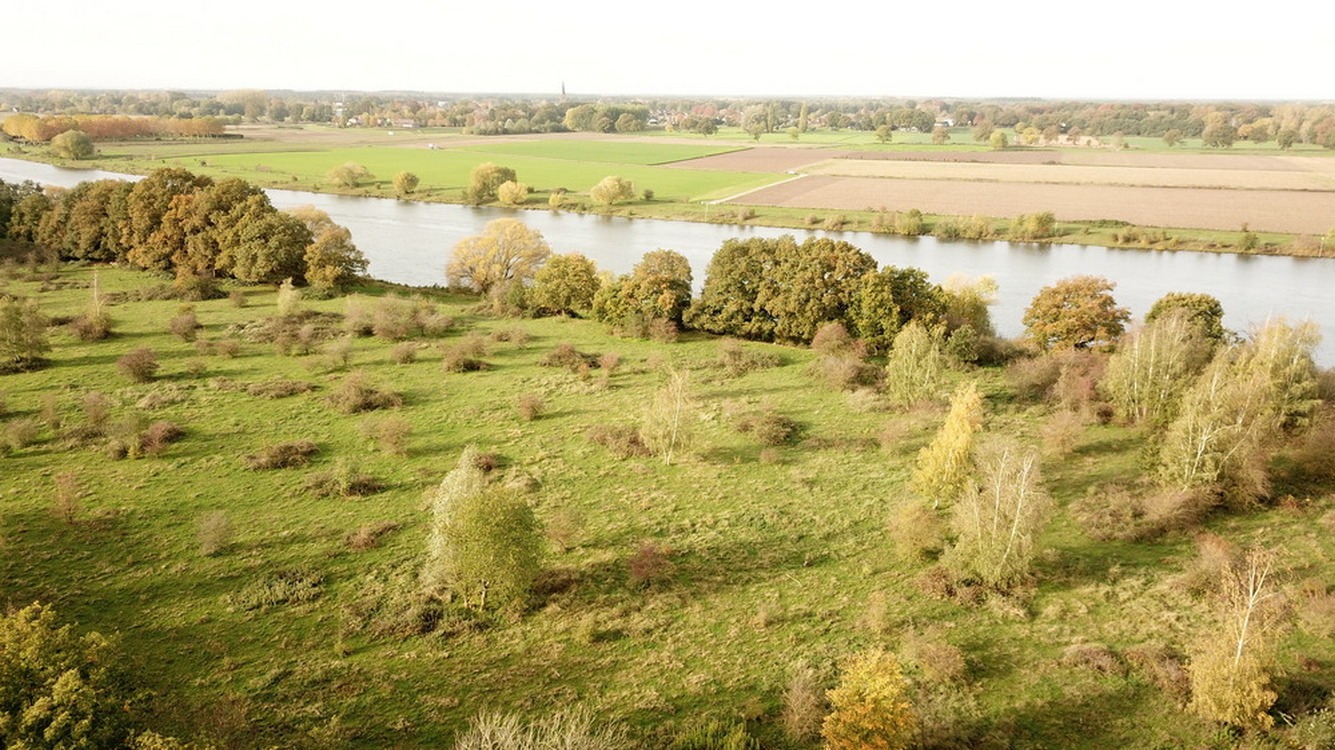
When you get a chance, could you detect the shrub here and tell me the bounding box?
[944,440,1051,591]
[3,417,42,452]
[228,290,247,308]
[901,629,968,684]
[587,424,650,459]
[546,507,585,553]
[893,209,924,236]
[717,338,781,377]
[305,459,384,497]
[275,278,302,317]
[198,511,234,556]
[225,568,324,611]
[453,708,628,750]
[888,500,944,562]
[345,521,401,552]
[168,309,200,341]
[390,342,418,365]
[244,440,318,470]
[628,540,675,588]
[1124,643,1190,706]
[912,381,984,507]
[244,378,313,399]
[781,663,829,743]
[327,371,403,413]
[516,393,546,421]
[52,471,83,524]
[822,649,916,750]
[1060,643,1125,676]
[140,420,184,456]
[541,342,598,372]
[1040,409,1084,456]
[362,415,411,456]
[811,321,856,356]
[441,348,489,373]
[735,408,800,445]
[823,214,847,231]
[818,352,880,391]
[116,346,159,383]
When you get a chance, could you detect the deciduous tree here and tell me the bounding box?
[392,171,419,196]
[465,162,516,203]
[945,439,1051,590]
[446,218,551,294]
[49,129,94,160]
[532,253,600,316]
[326,162,371,188]
[912,382,985,507]
[822,650,916,750]
[590,175,635,206]
[1022,275,1130,351]
[0,295,51,372]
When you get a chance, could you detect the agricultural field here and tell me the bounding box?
[2,250,1335,748]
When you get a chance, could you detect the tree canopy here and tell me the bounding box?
[446,218,551,294]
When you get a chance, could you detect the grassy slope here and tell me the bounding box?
[2,259,1332,747]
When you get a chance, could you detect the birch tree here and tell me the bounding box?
[912,381,984,507]
[945,440,1051,590]
[641,369,695,465]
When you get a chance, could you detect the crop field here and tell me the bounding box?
[2,255,1335,748]
[737,174,1335,235]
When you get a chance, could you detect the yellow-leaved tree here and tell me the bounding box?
[822,649,916,750]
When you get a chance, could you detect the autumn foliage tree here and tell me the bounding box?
[446,218,551,294]
[532,253,600,316]
[590,175,635,206]
[945,439,1052,590]
[912,381,985,507]
[465,162,516,203]
[1022,275,1130,351]
[822,650,916,750]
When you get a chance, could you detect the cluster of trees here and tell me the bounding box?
[1,113,227,144]
[0,170,367,290]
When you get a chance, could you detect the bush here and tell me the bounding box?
[541,342,599,372]
[782,663,829,743]
[327,371,403,413]
[628,540,675,589]
[225,568,324,611]
[305,459,384,497]
[345,521,401,552]
[1060,643,1125,676]
[116,346,159,383]
[198,511,234,556]
[670,719,761,750]
[362,415,411,456]
[901,629,968,684]
[735,408,800,445]
[586,424,650,459]
[244,378,313,399]
[140,420,184,456]
[717,338,781,377]
[390,342,418,365]
[516,393,546,421]
[51,471,83,524]
[888,500,944,562]
[822,649,916,750]
[244,440,318,470]
[3,417,41,452]
[168,309,200,341]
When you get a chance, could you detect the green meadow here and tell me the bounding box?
[2,253,1333,747]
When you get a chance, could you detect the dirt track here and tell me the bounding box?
[736,175,1335,235]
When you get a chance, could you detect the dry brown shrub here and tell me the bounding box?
[169,309,200,341]
[781,663,828,744]
[586,424,649,459]
[116,346,159,383]
[1060,643,1126,676]
[627,541,674,588]
[1124,642,1191,706]
[1179,532,1240,595]
[541,342,598,372]
[245,379,313,399]
[198,511,234,556]
[441,346,489,373]
[390,342,418,365]
[811,322,856,356]
[140,420,184,456]
[212,339,241,358]
[915,565,957,601]
[490,326,530,346]
[735,408,800,445]
[3,417,41,452]
[454,332,489,358]
[717,338,781,377]
[81,391,112,430]
[846,388,886,413]
[362,415,411,456]
[1005,354,1063,402]
[69,313,112,341]
[51,471,83,523]
[901,629,968,684]
[228,290,247,308]
[888,501,944,561]
[859,590,892,635]
[346,521,401,551]
[305,460,385,497]
[39,392,60,431]
[1040,409,1085,456]
[470,451,502,473]
[1296,585,1335,639]
[516,394,546,421]
[546,507,585,553]
[327,371,403,413]
[1052,350,1108,413]
[244,440,318,470]
[817,353,880,391]
[648,318,679,343]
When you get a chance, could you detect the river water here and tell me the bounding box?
[3,157,1332,363]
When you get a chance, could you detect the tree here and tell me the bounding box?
[942,274,997,337]
[1188,547,1282,729]
[392,171,419,196]
[641,369,695,465]
[988,130,1008,150]
[1276,129,1298,150]
[123,168,214,260]
[874,125,893,144]
[1102,311,1214,427]
[465,162,516,203]
[496,180,528,206]
[423,447,542,610]
[883,322,947,408]
[1163,128,1183,148]
[1145,292,1226,344]
[302,223,367,290]
[326,162,371,188]
[687,236,792,341]
[851,267,947,355]
[446,218,551,294]
[931,126,950,145]
[611,249,693,326]
[945,439,1051,590]
[0,602,136,749]
[821,650,915,750]
[615,113,643,133]
[761,237,877,342]
[1202,122,1237,149]
[218,203,313,283]
[49,129,94,160]
[590,176,635,206]
[532,253,600,316]
[1022,275,1130,351]
[0,296,51,373]
[912,382,984,508]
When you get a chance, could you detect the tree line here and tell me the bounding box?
[0,169,367,292]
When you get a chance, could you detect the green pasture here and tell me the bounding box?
[455,140,743,165]
[1,257,1333,747]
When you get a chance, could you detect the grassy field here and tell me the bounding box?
[2,254,1334,748]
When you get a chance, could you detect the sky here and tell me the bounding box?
[6,0,1332,101]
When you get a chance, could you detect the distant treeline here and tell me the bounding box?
[4,88,1334,146]
[1,114,228,143]
[0,169,366,290]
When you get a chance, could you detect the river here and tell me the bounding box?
[2,157,1332,363]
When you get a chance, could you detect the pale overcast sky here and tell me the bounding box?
[7,0,1332,101]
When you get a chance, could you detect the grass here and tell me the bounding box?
[2,255,1333,747]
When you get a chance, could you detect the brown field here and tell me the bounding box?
[735,175,1335,235]
[804,159,1335,191]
